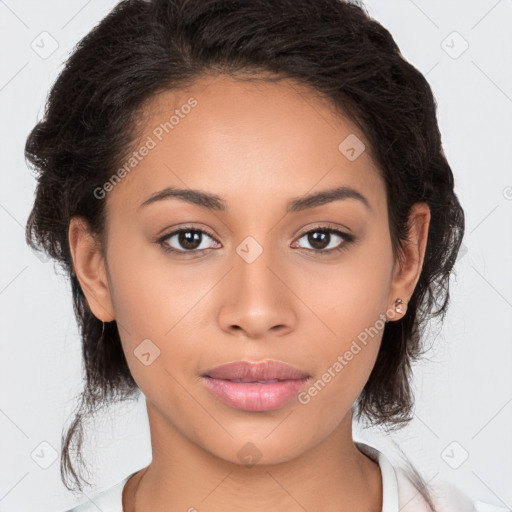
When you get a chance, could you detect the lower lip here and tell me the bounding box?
[201,377,310,411]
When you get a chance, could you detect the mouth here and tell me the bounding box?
[200,359,311,411]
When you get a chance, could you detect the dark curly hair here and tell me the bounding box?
[24,0,464,499]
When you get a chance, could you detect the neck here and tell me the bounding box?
[125,402,382,512]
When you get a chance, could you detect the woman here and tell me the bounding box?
[25,0,505,510]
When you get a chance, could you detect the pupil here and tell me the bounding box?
[309,231,329,249]
[179,230,201,250]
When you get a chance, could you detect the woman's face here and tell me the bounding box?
[71,74,429,465]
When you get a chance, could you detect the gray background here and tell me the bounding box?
[0,1,511,511]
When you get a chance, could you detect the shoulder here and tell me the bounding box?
[355,440,509,512]
[395,465,510,512]
[59,472,135,512]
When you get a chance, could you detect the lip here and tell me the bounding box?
[202,359,310,381]
[200,360,311,412]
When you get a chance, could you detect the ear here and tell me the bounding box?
[68,216,115,322]
[387,202,431,320]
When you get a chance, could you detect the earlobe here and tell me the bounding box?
[387,202,431,320]
[68,216,115,322]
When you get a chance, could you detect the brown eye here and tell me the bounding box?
[293,226,354,255]
[158,227,220,254]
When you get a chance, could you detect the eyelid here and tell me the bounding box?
[295,222,352,239]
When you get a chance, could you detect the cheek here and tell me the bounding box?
[105,236,214,385]
[292,236,392,406]
[297,232,392,340]
[106,233,200,336]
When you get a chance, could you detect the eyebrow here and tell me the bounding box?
[138,185,371,213]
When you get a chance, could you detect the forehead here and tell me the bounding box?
[106,74,386,217]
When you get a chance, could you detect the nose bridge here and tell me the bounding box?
[217,232,296,336]
[236,234,277,293]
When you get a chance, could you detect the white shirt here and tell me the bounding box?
[62,441,509,512]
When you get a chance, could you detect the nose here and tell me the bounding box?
[217,243,298,339]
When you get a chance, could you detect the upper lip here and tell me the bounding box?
[202,359,310,381]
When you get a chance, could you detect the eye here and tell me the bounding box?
[156,224,355,256]
[157,226,221,254]
[292,224,354,255]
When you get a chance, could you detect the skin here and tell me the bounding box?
[68,73,430,512]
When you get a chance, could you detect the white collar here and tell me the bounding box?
[355,441,401,512]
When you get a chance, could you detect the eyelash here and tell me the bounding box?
[156,224,355,256]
